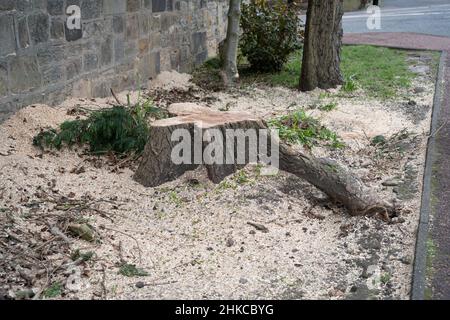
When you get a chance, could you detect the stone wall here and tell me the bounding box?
[0,0,228,121]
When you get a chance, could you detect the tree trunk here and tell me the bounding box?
[221,0,241,87]
[299,0,344,91]
[134,103,395,217]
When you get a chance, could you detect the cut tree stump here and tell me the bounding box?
[134,103,396,216]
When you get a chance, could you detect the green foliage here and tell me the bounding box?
[342,74,358,93]
[240,0,302,72]
[371,135,387,146]
[43,282,62,298]
[118,263,149,277]
[33,97,162,155]
[269,109,344,149]
[71,249,95,262]
[380,273,391,285]
[318,102,337,112]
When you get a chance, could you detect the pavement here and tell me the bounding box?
[343,0,450,38]
[342,27,450,299]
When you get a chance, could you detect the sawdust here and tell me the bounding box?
[0,52,436,300]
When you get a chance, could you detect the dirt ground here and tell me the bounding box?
[0,51,438,300]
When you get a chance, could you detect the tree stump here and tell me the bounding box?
[134,103,396,216]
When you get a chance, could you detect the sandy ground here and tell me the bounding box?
[0,51,437,300]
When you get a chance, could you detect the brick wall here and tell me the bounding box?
[0,0,228,122]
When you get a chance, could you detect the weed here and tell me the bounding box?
[169,191,182,206]
[342,74,358,93]
[118,263,149,277]
[43,282,62,298]
[380,273,391,285]
[236,170,250,184]
[268,109,344,149]
[71,249,95,262]
[218,180,237,190]
[318,102,337,112]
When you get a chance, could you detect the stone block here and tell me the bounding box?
[152,0,166,12]
[83,53,99,72]
[47,0,64,15]
[0,15,16,57]
[37,45,65,67]
[167,0,173,11]
[103,0,126,15]
[114,36,125,61]
[28,12,50,45]
[139,13,149,35]
[0,101,15,124]
[144,0,152,9]
[10,56,41,93]
[126,14,139,40]
[100,36,113,66]
[66,58,82,80]
[0,0,15,11]
[127,0,141,12]
[42,64,64,85]
[82,0,103,20]
[113,15,124,33]
[0,62,8,97]
[150,32,161,49]
[195,50,208,66]
[50,18,65,39]
[192,31,206,54]
[17,16,30,49]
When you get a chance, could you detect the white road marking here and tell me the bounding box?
[344,4,450,19]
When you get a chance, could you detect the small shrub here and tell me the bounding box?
[33,97,162,155]
[240,0,302,72]
[269,109,344,149]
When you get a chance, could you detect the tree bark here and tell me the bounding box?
[221,0,241,87]
[134,104,395,217]
[299,0,344,91]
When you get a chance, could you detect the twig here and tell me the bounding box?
[110,88,124,106]
[101,226,143,264]
[427,120,447,139]
[101,263,107,299]
[49,225,72,244]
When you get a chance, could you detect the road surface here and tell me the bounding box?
[343,0,450,37]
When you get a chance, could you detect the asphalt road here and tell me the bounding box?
[343,0,450,37]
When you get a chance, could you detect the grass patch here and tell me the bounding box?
[268,109,344,149]
[340,45,414,98]
[239,45,416,98]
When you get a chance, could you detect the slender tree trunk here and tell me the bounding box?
[299,0,344,91]
[221,0,241,87]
